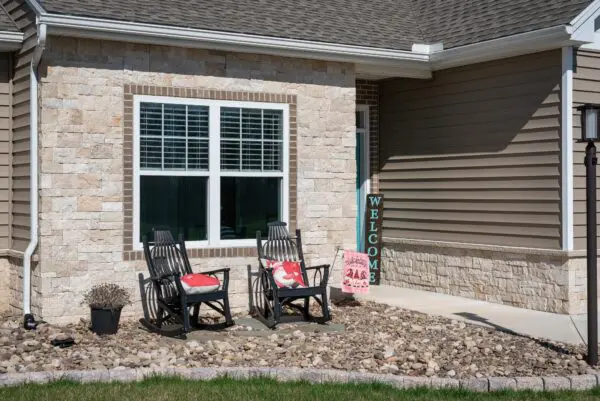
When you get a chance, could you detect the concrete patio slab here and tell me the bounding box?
[354,285,588,346]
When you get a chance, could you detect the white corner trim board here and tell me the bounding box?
[561,46,574,252]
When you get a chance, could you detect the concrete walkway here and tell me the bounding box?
[353,285,594,346]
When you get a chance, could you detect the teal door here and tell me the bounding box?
[356,108,369,252]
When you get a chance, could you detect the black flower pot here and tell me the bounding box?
[90,307,122,335]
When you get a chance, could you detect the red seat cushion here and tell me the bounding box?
[263,259,306,289]
[180,273,220,295]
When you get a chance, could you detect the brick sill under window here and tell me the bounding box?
[123,247,257,261]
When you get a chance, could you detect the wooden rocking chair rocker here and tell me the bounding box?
[250,221,331,328]
[138,230,234,337]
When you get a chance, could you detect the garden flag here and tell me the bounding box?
[342,250,370,294]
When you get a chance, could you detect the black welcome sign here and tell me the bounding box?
[364,194,383,285]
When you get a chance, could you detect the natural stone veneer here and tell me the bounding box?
[381,239,574,314]
[37,37,356,323]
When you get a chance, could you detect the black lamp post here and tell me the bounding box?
[578,104,600,366]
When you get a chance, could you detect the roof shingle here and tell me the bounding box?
[39,0,424,50]
[38,0,595,50]
[414,0,592,49]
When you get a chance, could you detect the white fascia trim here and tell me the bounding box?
[0,31,24,43]
[24,0,47,16]
[39,14,430,67]
[561,47,574,251]
[411,43,444,54]
[571,0,600,43]
[431,25,575,70]
[0,31,24,51]
[571,0,600,32]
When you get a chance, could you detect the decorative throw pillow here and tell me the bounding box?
[180,273,220,295]
[263,259,306,289]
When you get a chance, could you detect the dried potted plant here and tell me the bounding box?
[82,283,131,335]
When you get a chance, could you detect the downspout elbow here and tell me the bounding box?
[23,22,46,329]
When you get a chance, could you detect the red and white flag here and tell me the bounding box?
[342,250,370,294]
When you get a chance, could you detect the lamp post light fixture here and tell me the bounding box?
[578,103,600,366]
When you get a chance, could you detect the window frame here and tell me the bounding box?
[133,95,290,251]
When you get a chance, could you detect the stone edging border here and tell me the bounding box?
[1,367,599,392]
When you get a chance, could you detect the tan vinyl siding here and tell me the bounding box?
[379,50,562,249]
[0,53,10,250]
[3,0,34,251]
[573,49,600,250]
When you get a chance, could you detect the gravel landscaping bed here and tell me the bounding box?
[0,301,597,379]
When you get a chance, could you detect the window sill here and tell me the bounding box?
[124,246,258,261]
[133,239,256,252]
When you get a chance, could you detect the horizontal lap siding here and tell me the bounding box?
[0,53,10,249]
[379,50,562,249]
[3,0,34,251]
[573,49,600,250]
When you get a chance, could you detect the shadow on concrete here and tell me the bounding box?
[329,286,362,307]
[454,312,575,356]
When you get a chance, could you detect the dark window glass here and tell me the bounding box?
[220,177,280,239]
[140,176,208,242]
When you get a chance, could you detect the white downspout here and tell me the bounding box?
[23,22,46,326]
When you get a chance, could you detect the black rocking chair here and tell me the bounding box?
[138,230,234,337]
[249,221,331,328]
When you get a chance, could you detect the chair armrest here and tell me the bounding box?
[148,272,181,282]
[201,268,231,275]
[148,272,186,297]
[305,264,330,271]
[201,268,231,291]
[305,264,330,287]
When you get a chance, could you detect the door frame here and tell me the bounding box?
[356,104,370,251]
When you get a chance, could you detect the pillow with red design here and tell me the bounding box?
[180,273,220,294]
[262,259,306,289]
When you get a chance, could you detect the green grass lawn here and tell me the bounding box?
[1,377,600,401]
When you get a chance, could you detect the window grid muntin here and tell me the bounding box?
[220,107,283,172]
[140,102,209,171]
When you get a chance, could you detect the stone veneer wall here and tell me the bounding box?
[37,37,356,323]
[381,239,574,314]
[1,256,41,316]
[567,255,598,315]
[0,258,8,313]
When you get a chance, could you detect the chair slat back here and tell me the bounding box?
[143,230,193,279]
[259,222,300,262]
[257,222,309,285]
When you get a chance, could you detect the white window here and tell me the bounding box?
[133,96,289,249]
